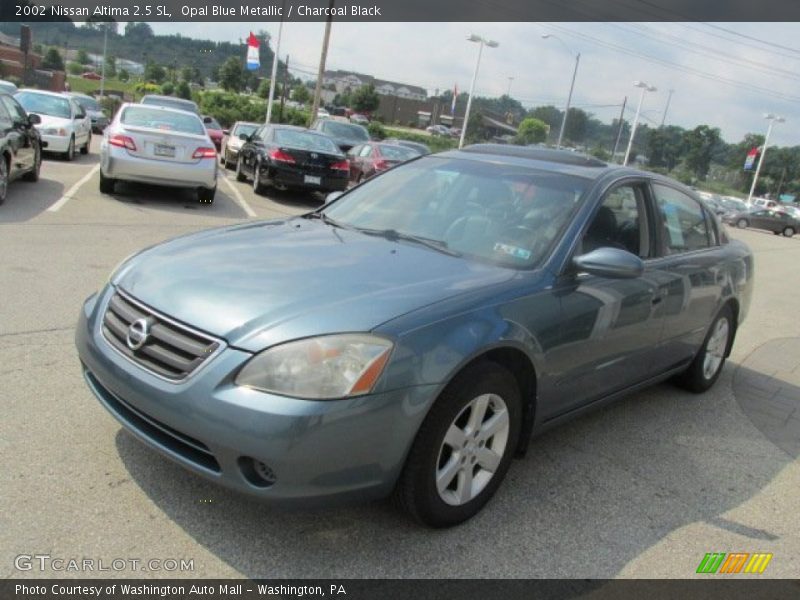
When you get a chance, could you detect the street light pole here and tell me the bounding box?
[747,113,785,204]
[542,34,580,150]
[623,80,657,166]
[99,24,108,97]
[265,2,285,124]
[459,34,498,150]
[506,76,514,96]
[660,88,674,127]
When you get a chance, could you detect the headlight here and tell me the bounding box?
[41,127,68,136]
[236,334,394,399]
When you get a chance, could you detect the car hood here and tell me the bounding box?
[34,114,73,129]
[115,218,514,352]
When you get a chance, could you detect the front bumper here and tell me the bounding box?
[101,144,217,190]
[75,287,436,505]
[40,134,71,153]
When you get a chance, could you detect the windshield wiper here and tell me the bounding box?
[355,227,462,257]
[304,212,343,228]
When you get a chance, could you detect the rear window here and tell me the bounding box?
[320,121,369,141]
[120,106,205,136]
[203,117,222,129]
[378,144,419,160]
[274,129,341,154]
[72,95,100,111]
[141,96,199,114]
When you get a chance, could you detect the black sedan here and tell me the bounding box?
[723,208,798,237]
[235,125,350,195]
[0,92,42,205]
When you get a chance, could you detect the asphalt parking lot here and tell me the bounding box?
[1,139,799,579]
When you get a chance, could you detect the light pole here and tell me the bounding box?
[623,80,657,166]
[660,88,674,127]
[542,34,580,150]
[506,76,514,97]
[265,0,286,124]
[747,113,785,204]
[459,34,499,150]
[99,23,108,97]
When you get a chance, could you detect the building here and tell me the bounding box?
[0,29,65,92]
[322,69,427,101]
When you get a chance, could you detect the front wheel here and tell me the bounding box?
[80,132,91,155]
[252,161,266,195]
[675,305,733,393]
[736,218,748,229]
[22,145,41,182]
[394,362,522,527]
[784,227,795,238]
[63,137,75,161]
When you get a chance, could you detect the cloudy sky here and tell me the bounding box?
[150,21,800,147]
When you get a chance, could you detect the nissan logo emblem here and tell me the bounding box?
[126,318,152,351]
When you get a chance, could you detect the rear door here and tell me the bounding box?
[647,182,725,372]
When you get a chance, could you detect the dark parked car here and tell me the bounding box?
[723,208,798,237]
[383,138,432,155]
[0,92,42,204]
[309,119,370,152]
[347,141,422,183]
[235,124,349,194]
[76,145,752,527]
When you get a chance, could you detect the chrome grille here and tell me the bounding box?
[102,291,221,381]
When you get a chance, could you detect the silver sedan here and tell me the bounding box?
[99,103,218,203]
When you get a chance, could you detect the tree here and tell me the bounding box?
[527,105,562,141]
[118,69,129,82]
[218,57,244,92]
[514,118,548,145]
[176,80,192,100]
[105,55,117,78]
[144,61,166,84]
[683,125,722,180]
[67,62,83,75]
[160,81,174,96]
[125,22,153,39]
[647,125,685,171]
[351,84,380,113]
[292,84,310,104]
[77,49,90,65]
[257,78,271,99]
[180,67,194,82]
[41,48,65,71]
[563,107,588,144]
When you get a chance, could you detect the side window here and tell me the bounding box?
[583,183,651,258]
[359,145,373,157]
[652,184,712,255]
[0,100,11,127]
[347,145,362,158]
[1,96,26,122]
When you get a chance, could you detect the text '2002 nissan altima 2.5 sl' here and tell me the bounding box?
[75,145,753,527]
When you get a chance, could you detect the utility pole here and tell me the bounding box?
[279,54,289,123]
[265,0,286,124]
[660,89,674,127]
[506,76,514,96]
[309,0,335,126]
[99,23,108,97]
[611,96,627,162]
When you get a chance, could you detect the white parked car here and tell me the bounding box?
[13,89,92,160]
[99,103,218,203]
[220,121,260,170]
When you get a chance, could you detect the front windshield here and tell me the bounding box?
[233,123,258,138]
[324,156,589,268]
[15,92,71,119]
[73,96,100,111]
[321,121,369,141]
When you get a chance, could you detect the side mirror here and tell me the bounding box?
[573,247,643,279]
[28,113,41,125]
[325,191,344,204]
[223,129,229,136]
[203,116,213,124]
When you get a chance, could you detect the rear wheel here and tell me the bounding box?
[0,155,8,205]
[784,227,795,238]
[736,218,748,229]
[22,145,41,182]
[394,362,522,527]
[63,137,75,161]
[252,161,266,195]
[99,170,115,194]
[675,305,733,393]
[80,132,91,155]
[198,186,216,204]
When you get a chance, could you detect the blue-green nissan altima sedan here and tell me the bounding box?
[76,145,753,527]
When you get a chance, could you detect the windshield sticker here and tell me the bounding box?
[493,243,532,260]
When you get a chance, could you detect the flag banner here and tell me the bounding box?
[744,147,758,170]
[246,32,260,70]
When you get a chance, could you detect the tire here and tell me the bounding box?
[99,170,115,194]
[80,132,91,155]
[394,361,522,527]
[224,151,235,170]
[252,160,266,195]
[675,305,734,393]
[22,145,41,182]
[63,137,75,161]
[736,218,748,229]
[235,157,246,182]
[784,227,795,238]
[0,155,8,205]
[198,186,216,204]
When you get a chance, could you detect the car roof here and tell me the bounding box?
[119,102,202,119]
[15,89,71,99]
